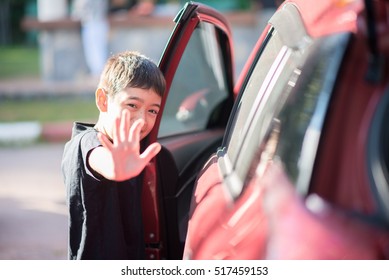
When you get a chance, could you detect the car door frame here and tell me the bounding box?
[141,1,235,260]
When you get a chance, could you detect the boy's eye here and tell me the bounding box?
[149,109,159,115]
[126,103,137,109]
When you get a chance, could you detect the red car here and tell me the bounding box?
[141,0,389,259]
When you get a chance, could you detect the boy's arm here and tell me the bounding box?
[88,110,161,182]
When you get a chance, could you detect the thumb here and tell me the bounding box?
[140,142,162,163]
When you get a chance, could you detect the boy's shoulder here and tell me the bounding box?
[62,122,99,181]
[70,122,96,139]
[64,122,99,153]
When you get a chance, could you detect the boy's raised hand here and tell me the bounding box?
[91,109,161,181]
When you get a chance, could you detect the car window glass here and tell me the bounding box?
[225,28,284,167]
[158,21,229,138]
[238,33,349,195]
[235,44,295,182]
[368,85,389,219]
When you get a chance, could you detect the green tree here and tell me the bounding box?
[0,0,37,45]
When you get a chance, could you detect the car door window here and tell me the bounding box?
[223,27,285,172]
[239,33,349,194]
[158,21,230,138]
[219,3,350,198]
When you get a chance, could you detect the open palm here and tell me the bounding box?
[97,109,161,181]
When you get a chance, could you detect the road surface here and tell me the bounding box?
[0,143,68,260]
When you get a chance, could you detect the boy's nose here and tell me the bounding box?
[137,109,146,120]
[135,110,147,127]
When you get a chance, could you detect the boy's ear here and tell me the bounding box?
[96,88,108,112]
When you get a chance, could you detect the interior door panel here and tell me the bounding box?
[157,129,224,259]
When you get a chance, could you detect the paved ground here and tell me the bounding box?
[0,143,68,260]
[0,79,88,262]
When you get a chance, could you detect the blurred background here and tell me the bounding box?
[0,0,279,259]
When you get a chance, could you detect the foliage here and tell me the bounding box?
[0,0,37,45]
[0,97,98,124]
[0,45,39,78]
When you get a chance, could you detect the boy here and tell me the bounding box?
[61,51,166,259]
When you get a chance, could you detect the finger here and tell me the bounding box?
[112,115,121,145]
[140,142,161,163]
[129,118,144,144]
[120,109,130,142]
[98,132,113,151]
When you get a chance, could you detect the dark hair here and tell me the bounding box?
[98,51,166,97]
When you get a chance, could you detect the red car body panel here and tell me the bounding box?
[184,155,268,260]
[184,0,389,259]
[257,163,389,259]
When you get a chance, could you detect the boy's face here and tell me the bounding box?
[105,87,162,141]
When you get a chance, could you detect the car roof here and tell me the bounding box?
[284,0,363,37]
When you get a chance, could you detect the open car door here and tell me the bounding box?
[141,2,235,260]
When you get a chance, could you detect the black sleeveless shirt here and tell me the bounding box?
[61,122,145,260]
